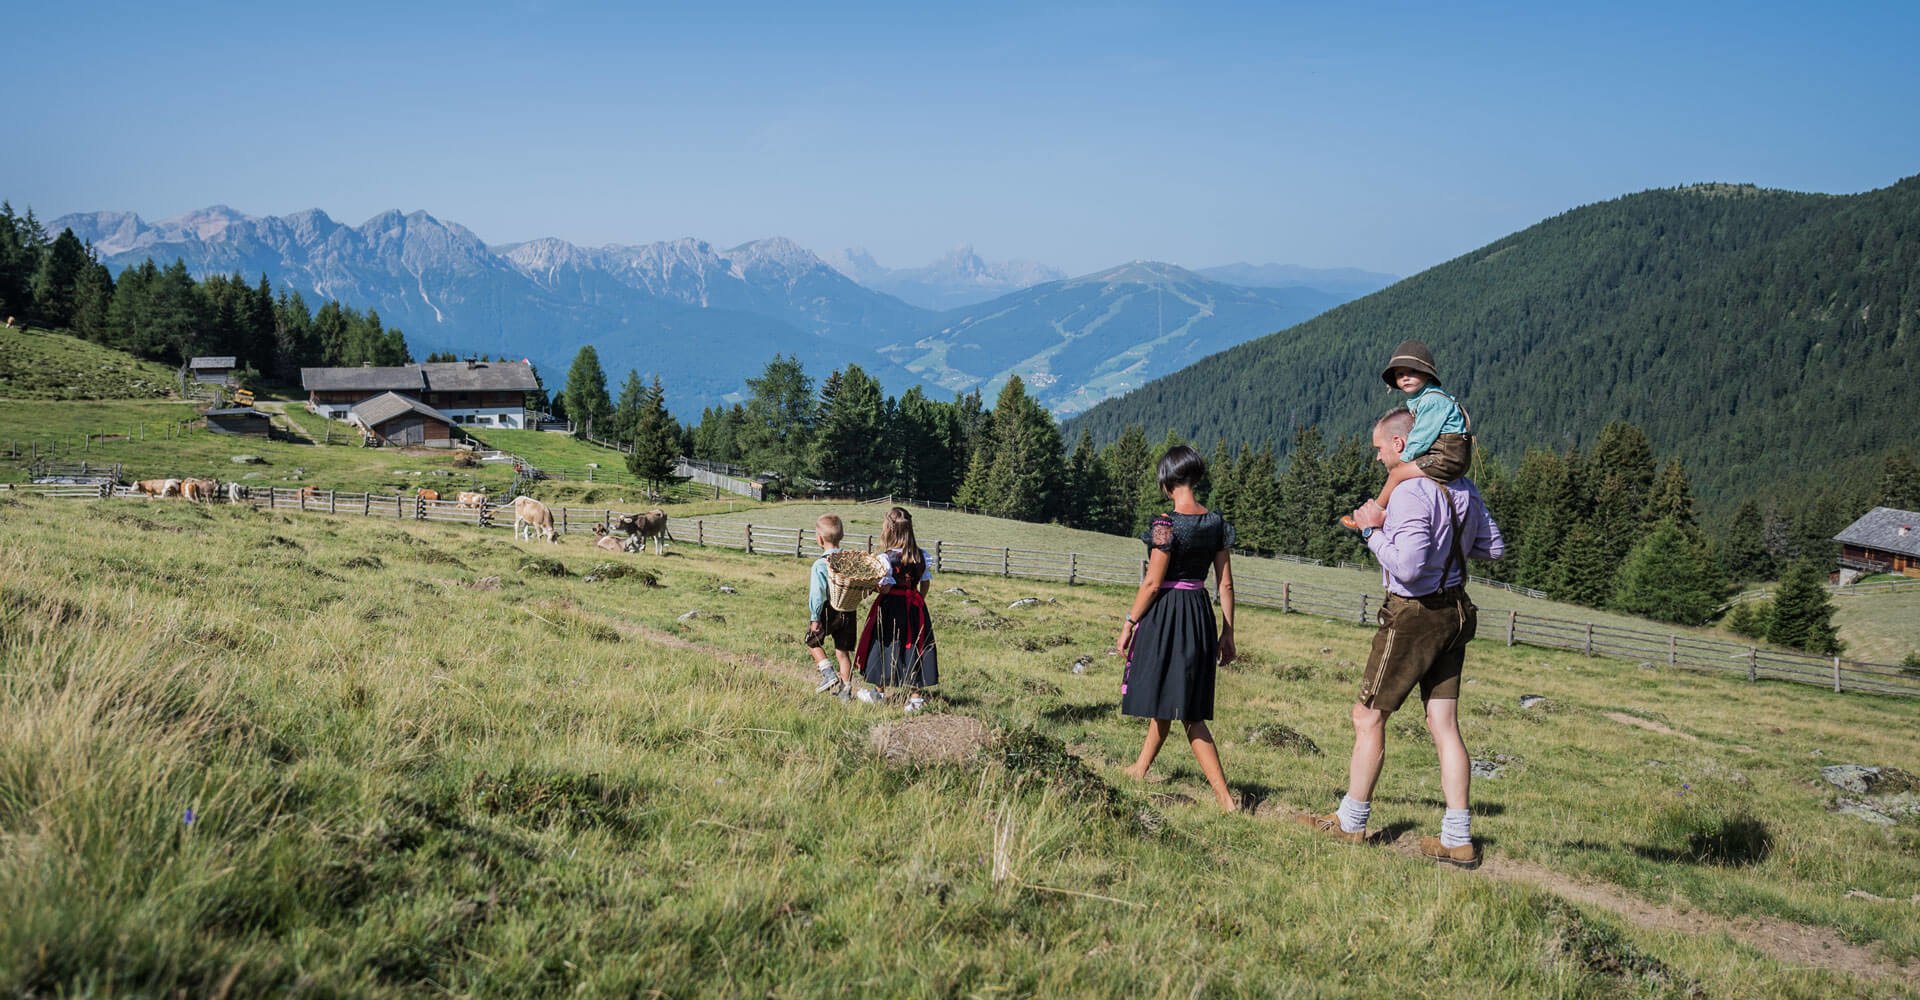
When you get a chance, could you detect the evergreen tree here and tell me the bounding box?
[1718,499,1776,584]
[562,345,613,440]
[812,364,886,493]
[1873,451,1920,510]
[1065,429,1115,530]
[1207,440,1240,527]
[1134,429,1184,528]
[1101,426,1153,533]
[1726,600,1768,639]
[611,370,647,444]
[896,387,961,501]
[1275,426,1331,559]
[1646,459,1698,531]
[29,228,89,329]
[1611,519,1725,624]
[1551,520,1617,607]
[738,354,815,483]
[626,375,684,492]
[1766,559,1843,654]
[70,258,114,343]
[1233,444,1281,553]
[953,376,1064,521]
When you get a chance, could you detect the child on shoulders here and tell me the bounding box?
[1344,339,1474,529]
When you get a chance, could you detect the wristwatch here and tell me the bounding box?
[1360,527,1376,540]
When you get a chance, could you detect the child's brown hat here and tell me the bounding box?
[1382,340,1441,387]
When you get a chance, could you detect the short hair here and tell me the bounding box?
[1157,444,1207,491]
[1374,407,1414,437]
[815,513,844,545]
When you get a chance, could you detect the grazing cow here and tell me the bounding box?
[619,508,671,555]
[161,478,183,498]
[297,486,318,500]
[417,488,440,502]
[456,491,487,508]
[133,479,171,497]
[180,477,218,503]
[511,495,558,543]
[226,482,249,503]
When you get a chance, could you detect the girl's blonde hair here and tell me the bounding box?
[881,506,924,577]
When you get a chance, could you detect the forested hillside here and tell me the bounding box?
[1071,176,1920,510]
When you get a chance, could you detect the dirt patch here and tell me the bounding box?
[1603,711,1698,742]
[871,714,996,767]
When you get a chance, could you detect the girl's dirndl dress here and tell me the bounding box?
[858,547,938,688]
[1121,511,1233,722]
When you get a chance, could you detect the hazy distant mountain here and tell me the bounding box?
[824,245,1066,311]
[52,206,1364,414]
[880,261,1343,415]
[1197,262,1399,296]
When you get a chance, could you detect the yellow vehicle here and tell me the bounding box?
[231,388,255,407]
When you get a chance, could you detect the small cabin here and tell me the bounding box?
[188,356,237,386]
[349,392,456,448]
[205,407,273,438]
[1833,506,1920,580]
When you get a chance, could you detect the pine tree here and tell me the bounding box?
[626,375,683,492]
[1766,559,1843,654]
[29,228,89,329]
[1233,444,1280,553]
[1551,520,1617,607]
[1275,426,1331,559]
[611,370,647,444]
[70,258,114,343]
[1646,459,1698,531]
[1718,499,1776,584]
[562,345,613,441]
[1065,429,1115,531]
[1873,451,1920,510]
[738,355,815,483]
[812,364,886,494]
[1101,426,1153,534]
[1207,440,1240,527]
[1610,519,1725,624]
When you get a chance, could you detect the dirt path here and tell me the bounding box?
[608,618,1919,988]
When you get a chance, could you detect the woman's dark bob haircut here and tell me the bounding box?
[1156,444,1207,492]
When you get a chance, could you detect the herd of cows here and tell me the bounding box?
[126,479,675,554]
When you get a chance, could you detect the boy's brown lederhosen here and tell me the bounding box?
[1414,398,1473,485]
[805,607,858,651]
[1358,484,1478,713]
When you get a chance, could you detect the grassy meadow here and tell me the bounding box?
[2,491,1916,996]
[1831,588,1920,663]
[0,326,177,399]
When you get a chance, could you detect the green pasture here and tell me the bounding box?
[0,326,177,400]
[1,492,1915,996]
[1832,588,1920,664]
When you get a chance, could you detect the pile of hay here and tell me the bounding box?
[870,714,995,767]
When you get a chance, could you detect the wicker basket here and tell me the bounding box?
[826,550,885,612]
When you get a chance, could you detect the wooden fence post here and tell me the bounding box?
[1507,610,1517,646]
[796,527,804,557]
[745,524,754,555]
[1283,582,1291,614]
[395,493,403,519]
[561,507,569,535]
[696,519,704,545]
[1584,623,1594,656]
[1003,547,1010,577]
[934,539,943,572]
[866,534,874,554]
[1669,635,1677,666]
[1833,656,1842,693]
[1360,593,1370,623]
[1747,647,1757,682]
[329,490,337,515]
[1069,552,1078,585]
[363,494,371,516]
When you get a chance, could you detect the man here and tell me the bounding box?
[1298,407,1504,867]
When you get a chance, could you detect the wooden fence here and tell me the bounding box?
[9,483,1916,698]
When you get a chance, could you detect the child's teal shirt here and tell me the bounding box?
[1402,384,1469,462]
[807,546,841,621]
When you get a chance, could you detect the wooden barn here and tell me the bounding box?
[1834,506,1920,578]
[205,407,273,438]
[188,356,237,386]
[349,392,457,448]
[300,360,538,428]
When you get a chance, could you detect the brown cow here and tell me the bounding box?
[180,477,218,502]
[615,509,671,555]
[417,488,440,501]
[133,479,172,497]
[591,524,632,552]
[456,491,487,508]
[511,495,557,543]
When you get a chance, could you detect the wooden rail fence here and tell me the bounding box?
[8,483,1915,698]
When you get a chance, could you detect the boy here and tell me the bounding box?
[1343,340,1473,529]
[804,514,859,700]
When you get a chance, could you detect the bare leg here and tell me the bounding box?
[1346,701,1390,802]
[1184,721,1236,811]
[835,649,854,687]
[1125,719,1172,780]
[1425,698,1470,810]
[1373,461,1428,510]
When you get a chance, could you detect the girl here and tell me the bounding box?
[855,507,938,712]
[1117,445,1238,811]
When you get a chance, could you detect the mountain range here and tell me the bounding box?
[1070,175,1920,508]
[50,205,1381,415]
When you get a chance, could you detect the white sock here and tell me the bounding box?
[1337,795,1370,833]
[1441,808,1472,848]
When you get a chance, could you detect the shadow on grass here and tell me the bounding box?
[1042,701,1118,724]
[1561,810,1774,868]
[1377,796,1507,817]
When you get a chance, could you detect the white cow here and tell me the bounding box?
[511,495,558,543]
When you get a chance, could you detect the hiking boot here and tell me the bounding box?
[903,694,927,714]
[837,685,852,703]
[814,664,840,693]
[1418,835,1480,869]
[1294,812,1367,844]
[854,688,885,704]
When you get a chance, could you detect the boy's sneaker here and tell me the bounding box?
[814,664,840,693]
[837,685,852,703]
[903,694,927,714]
[1418,835,1480,869]
[854,688,884,704]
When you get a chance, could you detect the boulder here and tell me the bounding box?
[230,454,264,465]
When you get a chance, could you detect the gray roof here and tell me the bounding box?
[1834,506,1920,559]
[302,366,425,392]
[349,391,454,429]
[420,361,540,392]
[205,407,271,418]
[189,356,236,369]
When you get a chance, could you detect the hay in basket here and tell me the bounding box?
[826,550,886,611]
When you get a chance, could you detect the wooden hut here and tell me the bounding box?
[188,356,237,386]
[1834,506,1920,579]
[348,392,456,448]
[205,407,273,438]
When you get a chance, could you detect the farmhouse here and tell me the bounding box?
[187,356,237,386]
[348,392,457,448]
[301,359,538,428]
[204,407,272,437]
[1834,506,1920,579]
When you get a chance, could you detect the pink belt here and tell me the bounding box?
[1160,580,1205,590]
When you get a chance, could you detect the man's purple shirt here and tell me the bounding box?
[1364,476,1504,597]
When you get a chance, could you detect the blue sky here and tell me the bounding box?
[8,1,1918,276]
